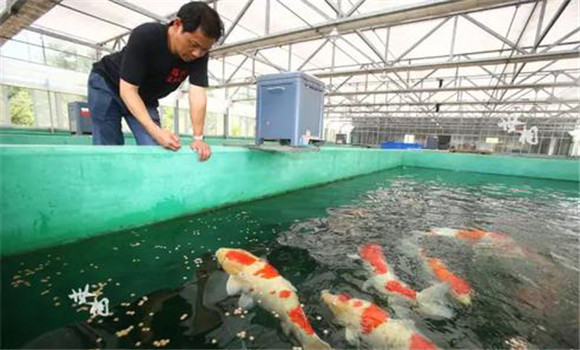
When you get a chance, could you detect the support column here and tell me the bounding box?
[548,137,557,155]
[1,85,10,126]
[173,99,180,136]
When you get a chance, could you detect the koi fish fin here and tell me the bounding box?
[417,282,450,301]
[238,292,255,309]
[362,279,373,292]
[288,281,298,293]
[390,303,414,320]
[398,239,422,258]
[281,320,293,337]
[226,276,244,296]
[286,321,331,350]
[416,283,454,319]
[300,334,331,350]
[345,327,359,346]
[347,253,361,260]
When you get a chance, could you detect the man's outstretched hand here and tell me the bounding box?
[190,140,212,162]
[152,128,181,151]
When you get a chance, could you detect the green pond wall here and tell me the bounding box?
[401,151,579,182]
[0,128,252,146]
[0,145,402,256]
[0,130,578,257]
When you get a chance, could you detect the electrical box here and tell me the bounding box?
[256,72,325,146]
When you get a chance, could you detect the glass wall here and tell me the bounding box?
[1,32,255,138]
[1,31,97,74]
[3,84,86,130]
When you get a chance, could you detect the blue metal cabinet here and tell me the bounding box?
[256,72,325,146]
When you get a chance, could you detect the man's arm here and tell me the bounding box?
[119,79,180,150]
[188,85,211,161]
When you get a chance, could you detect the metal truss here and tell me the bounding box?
[205,0,578,125]
[17,0,575,117]
[3,0,578,143]
[209,0,533,57]
[326,100,580,107]
[25,25,115,53]
[327,83,576,96]
[315,50,579,79]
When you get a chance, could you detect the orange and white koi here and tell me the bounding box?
[423,254,472,305]
[321,291,438,350]
[428,228,511,244]
[357,244,452,318]
[427,228,550,264]
[215,248,330,350]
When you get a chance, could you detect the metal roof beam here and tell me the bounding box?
[327,109,579,114]
[25,25,115,53]
[317,50,580,78]
[57,2,131,30]
[323,0,342,17]
[300,0,332,21]
[326,99,580,107]
[210,0,533,58]
[346,0,367,17]
[462,14,526,54]
[328,82,577,95]
[108,0,168,23]
[221,0,254,44]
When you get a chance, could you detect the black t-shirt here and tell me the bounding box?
[92,22,209,107]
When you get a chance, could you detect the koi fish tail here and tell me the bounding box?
[297,331,332,350]
[282,309,331,350]
[415,283,454,319]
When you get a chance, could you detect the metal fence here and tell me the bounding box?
[350,115,580,156]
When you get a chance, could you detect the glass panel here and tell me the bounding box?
[32,90,52,128]
[228,114,243,137]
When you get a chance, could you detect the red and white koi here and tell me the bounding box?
[321,291,438,350]
[422,254,472,305]
[357,244,452,318]
[427,228,549,264]
[428,228,511,244]
[215,248,330,350]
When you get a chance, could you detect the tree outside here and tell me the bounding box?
[8,86,34,126]
[160,107,174,132]
[230,125,242,136]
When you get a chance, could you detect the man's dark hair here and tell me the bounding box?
[176,2,224,40]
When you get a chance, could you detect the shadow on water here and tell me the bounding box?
[1,167,579,349]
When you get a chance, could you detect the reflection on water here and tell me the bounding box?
[1,168,578,349]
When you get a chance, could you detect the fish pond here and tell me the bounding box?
[1,167,578,349]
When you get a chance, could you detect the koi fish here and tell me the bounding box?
[423,254,472,305]
[215,248,331,350]
[321,291,438,350]
[357,244,452,318]
[428,228,510,243]
[427,228,550,265]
